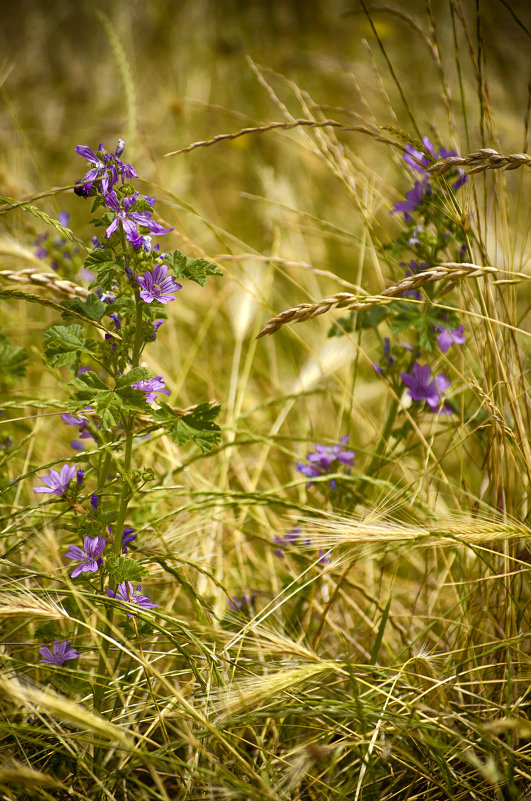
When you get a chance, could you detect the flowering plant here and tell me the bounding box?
[330,135,469,425]
[14,140,223,713]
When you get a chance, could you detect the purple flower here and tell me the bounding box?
[403,259,429,276]
[90,494,98,510]
[109,313,121,330]
[35,233,48,260]
[401,363,451,413]
[39,640,79,666]
[273,527,311,557]
[76,469,84,485]
[452,170,467,191]
[390,179,430,222]
[62,411,98,449]
[150,320,165,341]
[105,581,157,617]
[65,536,106,578]
[435,325,466,353]
[62,413,86,427]
[74,141,136,197]
[229,592,256,612]
[373,337,396,375]
[403,138,438,173]
[103,190,173,243]
[403,138,467,191]
[33,464,77,495]
[121,527,137,553]
[297,436,355,489]
[75,144,118,195]
[137,264,182,305]
[131,376,171,404]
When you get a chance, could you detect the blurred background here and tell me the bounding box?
[0,0,530,514]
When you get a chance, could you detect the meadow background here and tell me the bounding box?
[0,1,530,798]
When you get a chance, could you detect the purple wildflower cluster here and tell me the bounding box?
[33,139,191,669]
[34,211,82,276]
[74,140,178,401]
[377,135,470,416]
[75,143,173,250]
[391,136,467,221]
[297,435,355,489]
[403,137,467,190]
[74,141,136,197]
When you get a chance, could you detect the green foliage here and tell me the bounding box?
[0,332,29,380]
[84,249,123,285]
[106,556,148,583]
[165,249,223,286]
[388,301,460,351]
[155,401,221,452]
[43,324,98,368]
[68,367,150,427]
[328,306,390,337]
[1,6,529,800]
[60,294,108,322]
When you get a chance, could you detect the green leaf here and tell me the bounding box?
[116,367,150,389]
[389,302,460,351]
[60,293,107,322]
[0,333,28,380]
[328,306,390,338]
[170,402,221,453]
[69,371,123,428]
[355,305,390,330]
[106,556,148,584]
[84,249,122,284]
[327,315,354,338]
[165,249,223,287]
[69,368,156,427]
[44,324,98,367]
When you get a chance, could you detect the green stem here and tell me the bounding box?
[112,418,135,557]
[131,291,144,368]
[365,395,400,478]
[365,351,417,478]
[93,416,135,775]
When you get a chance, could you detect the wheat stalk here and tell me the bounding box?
[0,268,89,299]
[256,262,522,338]
[429,148,531,176]
[164,118,398,157]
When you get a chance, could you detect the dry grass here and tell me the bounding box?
[0,1,529,799]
